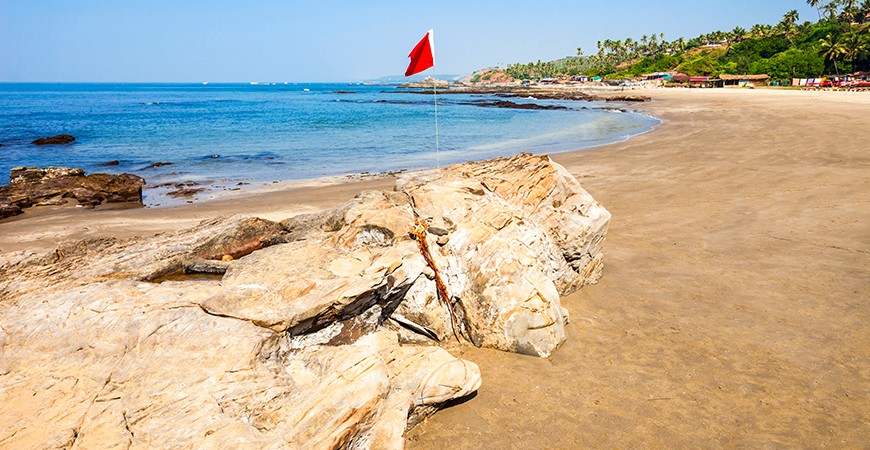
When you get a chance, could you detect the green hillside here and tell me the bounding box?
[498,1,869,82]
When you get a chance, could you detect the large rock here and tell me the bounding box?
[31,133,76,145]
[0,153,609,448]
[0,166,145,219]
[393,154,610,356]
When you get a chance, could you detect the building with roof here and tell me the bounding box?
[718,74,770,87]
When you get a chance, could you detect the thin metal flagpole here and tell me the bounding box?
[428,28,440,169]
[431,65,440,169]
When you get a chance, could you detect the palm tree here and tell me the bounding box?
[617,39,628,60]
[799,20,814,34]
[596,41,605,69]
[861,1,870,25]
[731,26,747,43]
[843,26,870,64]
[576,47,584,58]
[783,9,800,26]
[750,24,764,38]
[780,10,800,47]
[807,0,823,20]
[848,0,870,21]
[823,2,839,21]
[821,33,847,75]
[624,37,636,58]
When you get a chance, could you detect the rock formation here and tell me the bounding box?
[0,153,610,449]
[462,100,569,110]
[31,133,76,145]
[398,77,453,89]
[0,166,145,220]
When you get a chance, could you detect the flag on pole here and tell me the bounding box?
[405,29,434,76]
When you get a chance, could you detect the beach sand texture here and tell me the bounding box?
[406,89,870,448]
[1,88,868,448]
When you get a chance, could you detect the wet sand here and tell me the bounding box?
[1,88,868,448]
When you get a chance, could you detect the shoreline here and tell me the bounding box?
[1,88,868,447]
[132,90,659,208]
[0,82,655,210]
[0,89,661,252]
[1,87,861,253]
[136,102,663,209]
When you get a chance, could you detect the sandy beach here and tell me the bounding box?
[2,88,868,447]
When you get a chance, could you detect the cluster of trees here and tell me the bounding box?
[500,0,869,82]
[503,57,595,79]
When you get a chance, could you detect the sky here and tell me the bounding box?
[0,0,820,82]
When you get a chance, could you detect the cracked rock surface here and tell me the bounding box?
[0,153,609,449]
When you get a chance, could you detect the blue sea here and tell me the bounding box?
[0,83,659,204]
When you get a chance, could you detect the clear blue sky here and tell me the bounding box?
[0,0,819,82]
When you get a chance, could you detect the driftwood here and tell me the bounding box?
[409,217,467,342]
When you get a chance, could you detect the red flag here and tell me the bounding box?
[405,29,434,76]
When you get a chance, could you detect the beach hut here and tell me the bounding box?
[681,76,724,88]
[719,74,770,87]
[644,72,674,81]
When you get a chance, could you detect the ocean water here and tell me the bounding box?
[0,83,659,204]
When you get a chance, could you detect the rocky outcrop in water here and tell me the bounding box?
[0,166,145,220]
[31,134,76,145]
[462,100,569,110]
[0,153,610,448]
[398,77,454,89]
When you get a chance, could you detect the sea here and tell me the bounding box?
[0,83,659,205]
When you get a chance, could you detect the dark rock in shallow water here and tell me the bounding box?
[601,94,651,102]
[155,180,199,189]
[166,187,205,198]
[0,166,144,220]
[100,160,120,166]
[147,161,173,169]
[499,91,594,101]
[32,134,76,145]
[462,100,568,110]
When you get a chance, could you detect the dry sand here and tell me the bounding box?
[2,88,868,448]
